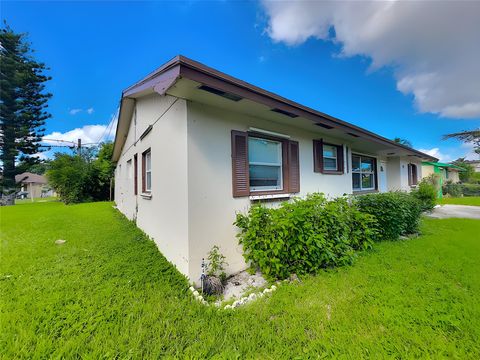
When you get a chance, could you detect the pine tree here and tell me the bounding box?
[0,24,52,198]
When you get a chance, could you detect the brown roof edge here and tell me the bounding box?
[119,55,438,162]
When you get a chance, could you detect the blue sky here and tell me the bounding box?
[3,1,479,161]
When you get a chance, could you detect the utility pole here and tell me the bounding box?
[77,138,82,155]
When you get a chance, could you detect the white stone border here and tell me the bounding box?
[188,283,279,309]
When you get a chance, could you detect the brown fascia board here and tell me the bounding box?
[116,55,438,162]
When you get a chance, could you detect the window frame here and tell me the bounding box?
[322,144,339,171]
[313,139,344,175]
[142,148,152,194]
[246,132,289,196]
[248,135,284,192]
[352,154,377,192]
[408,163,418,187]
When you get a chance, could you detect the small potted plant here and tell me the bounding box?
[202,245,228,296]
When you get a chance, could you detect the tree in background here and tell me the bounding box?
[443,129,480,156]
[452,158,475,183]
[393,137,413,148]
[0,24,52,199]
[46,142,115,204]
[16,159,51,175]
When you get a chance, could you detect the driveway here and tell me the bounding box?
[425,204,480,219]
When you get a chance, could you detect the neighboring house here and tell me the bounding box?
[15,172,54,199]
[112,55,437,283]
[465,160,480,173]
[421,162,463,198]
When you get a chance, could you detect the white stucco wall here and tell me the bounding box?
[185,101,374,282]
[114,94,190,276]
[114,94,422,283]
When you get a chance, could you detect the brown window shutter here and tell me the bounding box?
[142,152,146,193]
[313,139,323,173]
[337,145,344,173]
[134,154,138,195]
[288,140,300,193]
[407,164,412,186]
[231,130,249,197]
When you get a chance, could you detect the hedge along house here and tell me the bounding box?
[421,161,463,198]
[112,55,437,283]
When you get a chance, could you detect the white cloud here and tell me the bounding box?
[418,147,452,163]
[69,108,82,115]
[40,112,118,158]
[262,0,480,119]
[69,107,95,115]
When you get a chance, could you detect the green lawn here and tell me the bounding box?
[438,196,480,206]
[15,196,59,205]
[1,202,479,358]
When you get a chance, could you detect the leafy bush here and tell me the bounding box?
[461,183,480,196]
[206,245,228,282]
[234,194,377,280]
[411,180,437,211]
[355,192,422,240]
[47,143,114,204]
[443,183,463,197]
[443,183,480,197]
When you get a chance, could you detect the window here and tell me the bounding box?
[231,130,300,197]
[323,145,338,171]
[313,140,344,174]
[352,154,376,191]
[408,163,418,186]
[248,136,283,191]
[142,149,151,193]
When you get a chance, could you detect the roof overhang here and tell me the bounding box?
[112,55,438,162]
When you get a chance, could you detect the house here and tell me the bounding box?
[465,160,480,173]
[112,55,437,283]
[15,172,54,199]
[421,162,463,198]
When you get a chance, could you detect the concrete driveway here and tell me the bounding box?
[425,204,480,219]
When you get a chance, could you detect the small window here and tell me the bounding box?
[248,137,283,191]
[323,145,338,171]
[352,154,376,191]
[408,163,418,186]
[142,149,152,193]
[313,140,344,174]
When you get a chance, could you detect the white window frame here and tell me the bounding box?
[323,144,338,171]
[352,154,376,191]
[144,150,152,193]
[248,136,283,192]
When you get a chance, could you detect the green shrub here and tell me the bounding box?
[355,192,422,240]
[234,194,377,280]
[443,183,463,197]
[443,183,480,197]
[461,183,480,196]
[411,180,437,211]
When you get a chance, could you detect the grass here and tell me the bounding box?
[1,202,479,358]
[438,196,480,206]
[15,196,58,205]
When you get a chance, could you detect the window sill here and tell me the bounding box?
[322,170,344,175]
[353,189,378,195]
[249,193,292,201]
[141,192,152,199]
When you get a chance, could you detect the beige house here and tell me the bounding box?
[15,172,53,199]
[112,56,437,283]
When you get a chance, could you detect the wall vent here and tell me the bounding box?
[198,85,242,102]
[270,108,298,118]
